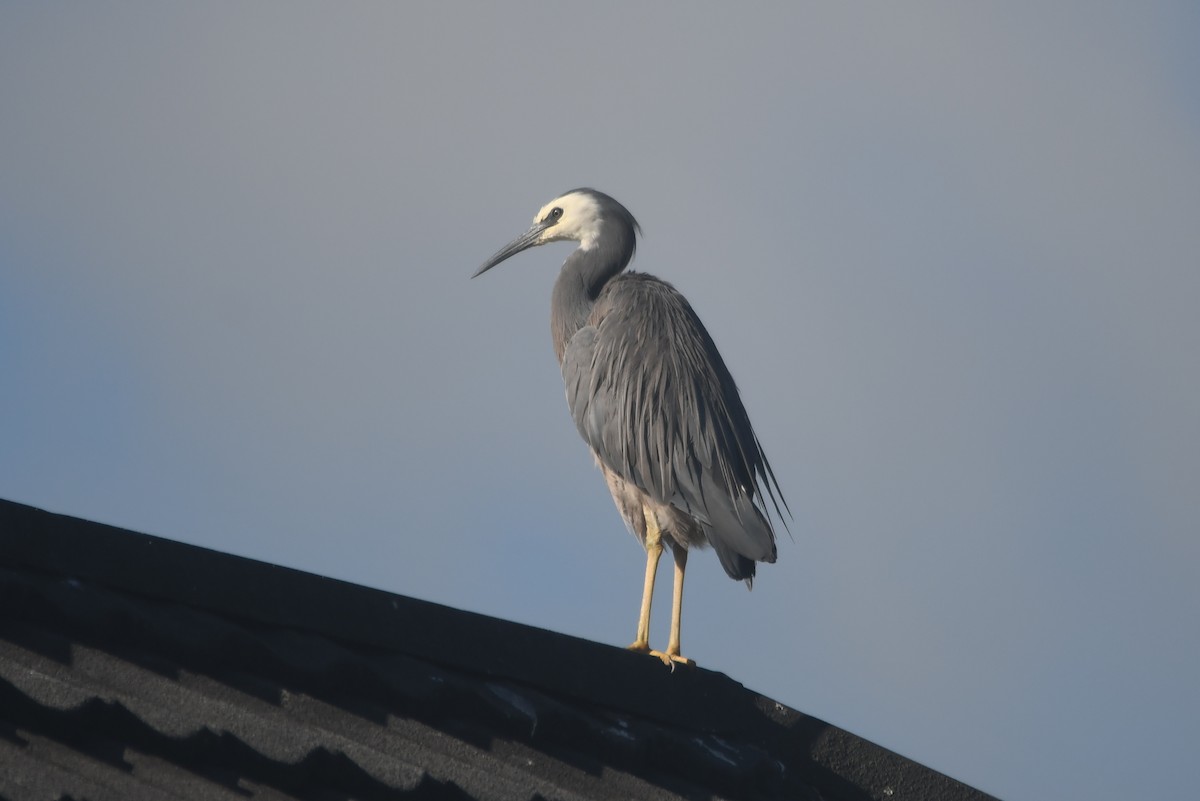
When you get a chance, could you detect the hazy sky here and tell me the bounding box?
[3,4,1198,799]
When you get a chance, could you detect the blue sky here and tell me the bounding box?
[2,4,1198,799]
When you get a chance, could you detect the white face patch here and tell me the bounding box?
[533,191,603,250]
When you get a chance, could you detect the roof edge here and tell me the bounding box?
[0,497,999,801]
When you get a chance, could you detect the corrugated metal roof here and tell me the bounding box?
[0,498,997,801]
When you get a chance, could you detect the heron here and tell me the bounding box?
[474,188,787,666]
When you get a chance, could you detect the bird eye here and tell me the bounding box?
[548,207,563,222]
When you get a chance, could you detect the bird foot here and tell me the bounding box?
[627,642,695,668]
[650,650,696,669]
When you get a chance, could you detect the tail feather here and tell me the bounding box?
[682,469,777,581]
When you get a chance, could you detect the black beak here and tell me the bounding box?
[472,220,551,278]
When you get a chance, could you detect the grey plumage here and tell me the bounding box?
[475,187,787,664]
[563,272,783,581]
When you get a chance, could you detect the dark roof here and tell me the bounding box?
[0,498,997,801]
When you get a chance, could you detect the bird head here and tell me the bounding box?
[473,189,637,277]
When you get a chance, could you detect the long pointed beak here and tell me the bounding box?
[472,221,550,278]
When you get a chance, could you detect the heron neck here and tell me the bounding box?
[550,232,634,364]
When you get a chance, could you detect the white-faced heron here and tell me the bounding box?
[474,188,787,666]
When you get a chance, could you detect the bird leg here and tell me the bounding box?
[627,508,695,667]
[627,511,663,654]
[659,546,695,667]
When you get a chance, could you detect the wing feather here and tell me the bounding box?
[561,273,787,570]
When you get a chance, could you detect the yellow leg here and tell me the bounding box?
[653,548,695,667]
[627,507,696,668]
[627,509,663,653]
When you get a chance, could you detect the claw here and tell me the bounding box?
[650,649,695,669]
